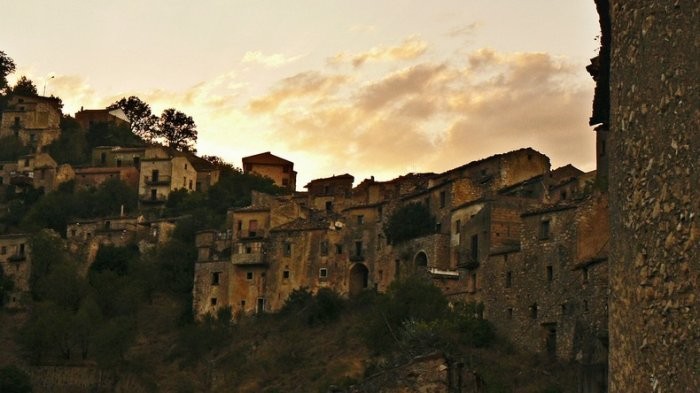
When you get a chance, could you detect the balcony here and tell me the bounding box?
[143,175,171,186]
[9,171,33,187]
[139,193,168,204]
[8,253,27,262]
[232,252,267,266]
[349,253,365,262]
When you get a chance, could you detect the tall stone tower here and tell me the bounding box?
[604,0,699,391]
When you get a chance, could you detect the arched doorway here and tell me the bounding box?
[414,251,428,268]
[349,263,369,296]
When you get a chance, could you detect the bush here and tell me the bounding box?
[383,202,435,244]
[0,365,32,393]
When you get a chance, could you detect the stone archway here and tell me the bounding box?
[349,263,369,297]
[414,251,428,268]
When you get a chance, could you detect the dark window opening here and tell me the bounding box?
[357,215,364,225]
[335,244,343,254]
[582,267,589,283]
[210,298,217,306]
[530,303,538,319]
[547,265,553,282]
[319,268,328,278]
[471,234,478,261]
[212,272,220,285]
[354,240,363,257]
[506,271,512,288]
[507,308,513,319]
[540,220,550,240]
[246,271,253,280]
[455,219,461,234]
[325,201,333,211]
[283,270,290,279]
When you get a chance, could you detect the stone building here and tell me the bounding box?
[138,147,197,205]
[0,233,31,309]
[73,166,139,190]
[242,152,296,191]
[74,107,129,130]
[0,95,62,152]
[596,0,699,390]
[2,153,74,193]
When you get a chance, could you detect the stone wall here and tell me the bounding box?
[606,0,699,390]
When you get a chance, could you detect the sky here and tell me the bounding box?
[2,1,601,189]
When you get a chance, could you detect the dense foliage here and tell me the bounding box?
[383,202,436,244]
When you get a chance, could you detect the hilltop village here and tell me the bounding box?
[0,89,610,390]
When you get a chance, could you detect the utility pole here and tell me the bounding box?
[43,75,54,96]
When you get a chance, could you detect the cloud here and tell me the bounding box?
[349,25,377,34]
[328,36,428,67]
[241,51,304,68]
[243,48,595,186]
[446,22,481,38]
[248,71,350,113]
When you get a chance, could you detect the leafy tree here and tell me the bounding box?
[86,120,144,149]
[91,244,139,276]
[0,50,16,93]
[11,76,38,96]
[157,108,198,152]
[92,316,137,369]
[0,264,15,307]
[0,365,32,393]
[0,136,30,161]
[384,202,436,244]
[108,96,157,140]
[28,230,70,295]
[201,155,241,176]
[48,116,88,165]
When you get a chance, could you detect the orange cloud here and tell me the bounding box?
[241,51,304,68]
[328,36,428,67]
[248,71,349,113]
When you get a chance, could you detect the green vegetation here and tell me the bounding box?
[0,365,32,393]
[383,202,436,244]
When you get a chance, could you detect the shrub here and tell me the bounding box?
[383,202,435,244]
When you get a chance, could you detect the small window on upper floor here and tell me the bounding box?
[246,271,253,280]
[357,215,364,225]
[283,270,290,279]
[547,265,553,282]
[325,201,333,211]
[540,220,550,240]
[319,268,328,278]
[335,244,343,254]
[210,298,217,306]
[505,271,512,288]
[582,267,589,284]
[454,219,461,234]
[212,272,221,285]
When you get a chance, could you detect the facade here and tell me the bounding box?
[3,153,74,193]
[242,152,296,191]
[74,166,139,190]
[0,233,31,309]
[0,95,62,152]
[74,107,129,130]
[138,148,197,204]
[602,0,700,391]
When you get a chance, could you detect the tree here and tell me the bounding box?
[108,96,157,140]
[157,108,198,152]
[0,50,16,93]
[11,76,38,96]
[384,202,436,244]
[0,365,32,393]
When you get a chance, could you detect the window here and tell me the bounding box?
[560,190,567,200]
[212,272,220,285]
[325,201,333,211]
[507,308,513,319]
[0,176,3,185]
[354,240,363,257]
[335,244,343,254]
[0,246,6,255]
[246,271,253,280]
[189,180,193,190]
[320,240,329,256]
[439,191,446,208]
[506,271,512,288]
[210,298,218,306]
[435,222,441,232]
[240,300,246,308]
[283,270,290,279]
[582,267,589,283]
[540,220,550,240]
[471,234,478,261]
[546,266,553,282]
[237,220,242,232]
[356,215,364,225]
[454,220,461,234]
[133,157,140,167]
[185,164,188,170]
[319,268,328,278]
[530,303,538,319]
[116,159,122,167]
[248,220,258,237]
[284,242,292,257]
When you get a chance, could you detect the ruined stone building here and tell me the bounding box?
[193,147,609,384]
[242,151,297,192]
[0,95,62,152]
[74,106,129,130]
[0,233,31,309]
[0,152,74,194]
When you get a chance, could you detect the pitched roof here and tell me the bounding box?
[242,152,293,166]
